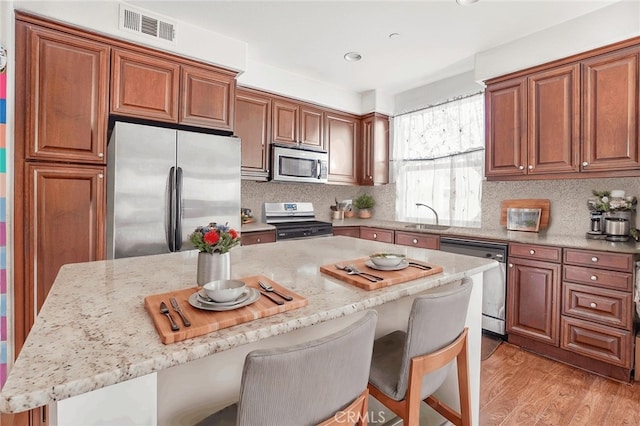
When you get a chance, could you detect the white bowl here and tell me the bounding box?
[203,280,246,302]
[369,253,406,267]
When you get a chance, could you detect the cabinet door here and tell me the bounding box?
[359,227,394,243]
[180,64,236,130]
[22,22,109,164]
[485,77,527,177]
[25,163,105,317]
[235,88,271,180]
[527,64,580,174]
[326,112,359,184]
[272,99,298,144]
[395,231,439,249]
[507,257,560,345]
[111,48,180,122]
[582,47,640,172]
[360,113,389,185]
[299,105,324,148]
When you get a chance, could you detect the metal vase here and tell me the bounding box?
[197,252,231,285]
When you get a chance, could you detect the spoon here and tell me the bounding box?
[258,281,293,301]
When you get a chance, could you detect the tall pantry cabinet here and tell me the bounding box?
[15,16,107,366]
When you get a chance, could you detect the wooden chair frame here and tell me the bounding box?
[316,389,369,426]
[368,327,471,426]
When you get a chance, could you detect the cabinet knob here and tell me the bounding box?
[582,161,589,167]
[529,249,535,255]
[98,173,104,179]
[518,165,525,170]
[98,152,104,158]
[509,263,514,268]
[412,238,418,244]
[590,302,597,308]
[528,165,533,170]
[590,275,598,281]
[257,238,261,243]
[591,256,598,263]
[373,233,377,239]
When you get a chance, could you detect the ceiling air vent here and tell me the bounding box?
[119,4,176,44]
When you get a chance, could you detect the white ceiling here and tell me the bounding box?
[129,0,620,97]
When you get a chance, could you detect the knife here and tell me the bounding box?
[170,297,191,327]
[160,301,179,331]
[259,290,284,305]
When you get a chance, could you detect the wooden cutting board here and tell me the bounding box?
[500,199,551,229]
[144,275,307,344]
[320,258,443,291]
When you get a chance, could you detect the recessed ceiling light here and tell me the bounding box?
[456,0,479,4]
[389,33,400,40]
[344,52,362,62]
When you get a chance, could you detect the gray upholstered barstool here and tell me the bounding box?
[368,278,473,426]
[197,310,378,426]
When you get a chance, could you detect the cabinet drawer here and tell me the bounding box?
[395,231,439,249]
[561,316,632,368]
[509,243,561,262]
[563,265,633,292]
[359,227,394,243]
[333,227,360,238]
[562,282,632,330]
[563,249,634,272]
[241,231,276,246]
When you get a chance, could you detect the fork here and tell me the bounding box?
[170,297,191,327]
[335,264,383,282]
[159,301,179,331]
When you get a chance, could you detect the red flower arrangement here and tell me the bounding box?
[190,223,241,254]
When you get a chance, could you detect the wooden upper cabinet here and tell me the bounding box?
[235,88,271,180]
[272,99,324,148]
[180,64,236,131]
[325,112,359,184]
[485,77,527,177]
[582,47,640,172]
[360,113,389,185]
[527,64,580,175]
[21,22,109,164]
[110,48,180,122]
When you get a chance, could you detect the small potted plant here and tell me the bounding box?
[353,193,375,219]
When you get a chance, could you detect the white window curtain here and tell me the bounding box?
[393,93,485,228]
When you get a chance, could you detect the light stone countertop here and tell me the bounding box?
[0,236,496,414]
[332,218,640,254]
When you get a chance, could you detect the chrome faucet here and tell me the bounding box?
[416,203,439,225]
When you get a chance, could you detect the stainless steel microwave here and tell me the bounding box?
[271,144,328,184]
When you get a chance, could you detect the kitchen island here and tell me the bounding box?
[0,236,497,425]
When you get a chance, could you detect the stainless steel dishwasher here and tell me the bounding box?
[439,237,507,337]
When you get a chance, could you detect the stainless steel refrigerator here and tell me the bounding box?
[107,121,241,259]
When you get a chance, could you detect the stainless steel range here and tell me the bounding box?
[263,202,333,240]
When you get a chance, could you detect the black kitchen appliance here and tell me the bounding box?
[263,202,333,240]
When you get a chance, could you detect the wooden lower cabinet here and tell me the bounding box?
[333,226,360,238]
[394,231,439,249]
[561,316,632,368]
[241,230,276,246]
[507,256,561,346]
[359,227,394,243]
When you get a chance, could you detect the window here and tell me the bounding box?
[392,93,484,228]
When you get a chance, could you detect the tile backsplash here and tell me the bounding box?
[242,177,640,238]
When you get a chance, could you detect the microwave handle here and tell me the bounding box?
[317,159,322,180]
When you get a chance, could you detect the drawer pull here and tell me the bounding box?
[256,238,261,243]
[590,302,597,308]
[412,238,418,244]
[373,233,378,239]
[529,249,535,255]
[590,275,598,281]
[591,256,599,263]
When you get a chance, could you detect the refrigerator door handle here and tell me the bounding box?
[167,166,176,251]
[175,166,183,251]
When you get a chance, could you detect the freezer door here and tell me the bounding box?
[107,122,176,259]
[177,131,241,250]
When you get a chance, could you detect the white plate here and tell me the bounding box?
[189,288,260,311]
[365,259,409,271]
[197,289,251,306]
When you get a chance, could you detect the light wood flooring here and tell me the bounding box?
[480,342,640,425]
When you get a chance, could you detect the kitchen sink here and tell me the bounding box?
[404,224,450,231]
